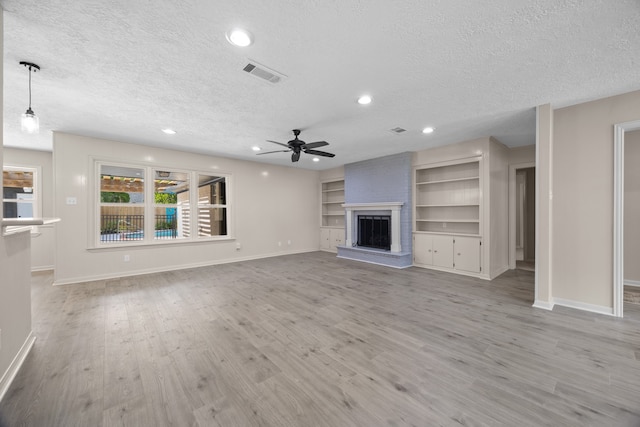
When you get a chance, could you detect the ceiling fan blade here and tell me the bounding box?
[266,140,290,148]
[291,151,301,162]
[256,149,290,155]
[305,149,335,158]
[302,141,328,150]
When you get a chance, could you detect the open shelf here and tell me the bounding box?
[321,179,345,227]
[414,160,481,236]
[416,176,479,185]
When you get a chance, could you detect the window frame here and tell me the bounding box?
[93,160,233,248]
[2,164,41,220]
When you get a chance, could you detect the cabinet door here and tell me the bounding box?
[454,236,481,273]
[413,234,433,265]
[331,228,345,249]
[432,235,454,268]
[320,228,332,250]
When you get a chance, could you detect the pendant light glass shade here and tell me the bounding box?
[21,108,39,134]
[20,61,40,134]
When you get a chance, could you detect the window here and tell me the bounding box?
[96,161,231,246]
[154,170,189,240]
[3,166,38,219]
[197,174,227,237]
[99,165,145,242]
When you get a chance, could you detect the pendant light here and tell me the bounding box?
[19,61,40,134]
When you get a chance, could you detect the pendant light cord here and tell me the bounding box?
[20,62,40,113]
[28,65,32,110]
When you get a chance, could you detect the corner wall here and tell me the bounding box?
[552,90,640,311]
[53,132,320,284]
[0,10,35,402]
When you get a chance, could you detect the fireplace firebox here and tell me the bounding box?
[357,215,391,250]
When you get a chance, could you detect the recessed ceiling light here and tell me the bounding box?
[252,146,261,151]
[226,29,253,47]
[422,127,435,134]
[357,95,372,105]
[162,128,176,135]
[312,157,320,162]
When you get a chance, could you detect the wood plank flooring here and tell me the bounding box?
[1,252,640,426]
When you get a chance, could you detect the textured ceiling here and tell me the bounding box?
[2,0,640,169]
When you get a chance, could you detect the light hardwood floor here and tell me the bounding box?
[1,252,640,426]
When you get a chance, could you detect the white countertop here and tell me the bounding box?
[1,217,61,236]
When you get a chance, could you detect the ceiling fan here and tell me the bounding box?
[257,129,335,162]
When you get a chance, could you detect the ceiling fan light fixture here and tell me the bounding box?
[19,61,40,134]
[313,157,320,162]
[252,146,261,151]
[162,128,176,135]
[357,95,372,105]
[226,28,253,47]
[422,127,435,134]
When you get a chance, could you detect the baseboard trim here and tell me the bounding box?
[552,298,614,317]
[0,331,36,403]
[624,279,640,287]
[53,249,318,286]
[412,263,490,280]
[532,300,554,310]
[490,265,510,279]
[31,265,54,273]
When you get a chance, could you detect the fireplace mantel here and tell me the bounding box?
[342,202,403,252]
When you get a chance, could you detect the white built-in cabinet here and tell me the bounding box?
[413,158,483,275]
[414,234,481,273]
[320,179,345,252]
[320,227,345,252]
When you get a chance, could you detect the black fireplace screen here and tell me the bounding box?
[358,215,391,250]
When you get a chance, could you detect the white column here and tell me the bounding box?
[344,208,353,247]
[390,206,401,252]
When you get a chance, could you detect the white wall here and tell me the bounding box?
[552,90,640,309]
[319,165,344,182]
[3,148,54,270]
[489,138,510,277]
[0,11,35,401]
[53,132,320,285]
[508,145,535,165]
[625,129,640,284]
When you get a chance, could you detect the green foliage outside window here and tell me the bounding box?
[100,192,130,203]
[154,193,177,204]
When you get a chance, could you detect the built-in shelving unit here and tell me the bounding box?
[413,158,483,276]
[321,180,345,228]
[414,161,480,235]
[320,179,345,252]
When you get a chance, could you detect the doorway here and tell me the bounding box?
[509,162,536,270]
[613,119,640,318]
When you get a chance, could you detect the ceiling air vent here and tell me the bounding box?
[388,127,407,135]
[242,60,286,84]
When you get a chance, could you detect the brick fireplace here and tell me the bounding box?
[337,152,412,268]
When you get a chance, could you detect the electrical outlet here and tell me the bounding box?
[236,242,241,250]
[124,254,130,262]
[278,241,282,247]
